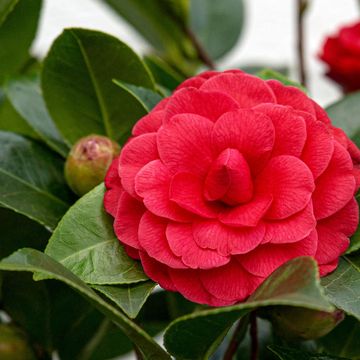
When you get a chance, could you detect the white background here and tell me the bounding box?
[32,0,359,107]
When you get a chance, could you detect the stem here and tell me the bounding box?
[296,0,308,87]
[223,315,250,360]
[250,312,258,360]
[184,27,216,70]
[134,345,144,360]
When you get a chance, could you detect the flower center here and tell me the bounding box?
[204,148,253,206]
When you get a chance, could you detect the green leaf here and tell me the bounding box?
[326,91,360,147]
[164,257,333,360]
[92,282,155,319]
[190,0,244,60]
[322,256,360,321]
[320,316,360,359]
[0,0,42,83]
[113,79,163,112]
[5,75,69,157]
[347,195,360,254]
[0,0,18,25]
[268,345,348,360]
[44,184,148,285]
[1,272,52,351]
[0,131,71,230]
[144,55,183,90]
[42,28,155,145]
[0,248,171,360]
[257,68,306,92]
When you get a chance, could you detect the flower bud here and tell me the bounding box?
[65,135,120,196]
[265,306,344,340]
[0,324,36,360]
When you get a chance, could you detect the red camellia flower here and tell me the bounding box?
[319,21,360,92]
[104,70,360,306]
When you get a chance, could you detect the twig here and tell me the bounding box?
[223,315,250,360]
[296,0,309,87]
[184,27,216,70]
[250,312,258,360]
[134,344,144,360]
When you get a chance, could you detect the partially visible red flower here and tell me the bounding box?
[104,70,360,306]
[319,21,360,92]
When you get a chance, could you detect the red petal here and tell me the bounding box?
[166,223,230,269]
[300,111,334,179]
[256,155,315,219]
[114,192,145,249]
[254,104,306,157]
[135,160,191,221]
[119,133,158,198]
[104,157,123,217]
[240,230,318,277]
[212,109,275,174]
[264,201,316,244]
[267,80,316,115]
[201,73,276,107]
[319,259,338,277]
[165,87,239,123]
[170,172,220,218]
[138,212,186,268]
[200,261,264,302]
[219,194,273,227]
[193,219,265,256]
[312,142,356,220]
[132,110,164,136]
[140,252,177,291]
[157,113,214,176]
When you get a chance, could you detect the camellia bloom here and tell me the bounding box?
[319,21,360,92]
[104,70,360,306]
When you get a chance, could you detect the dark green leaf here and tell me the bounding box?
[144,55,183,90]
[0,0,42,83]
[0,131,71,230]
[0,90,39,140]
[0,0,18,25]
[42,28,155,145]
[190,0,244,60]
[257,68,306,92]
[0,248,171,360]
[0,207,49,259]
[113,79,163,111]
[322,256,360,321]
[320,316,360,359]
[5,75,69,157]
[44,184,148,285]
[164,257,333,360]
[1,272,51,351]
[269,345,348,360]
[92,282,155,319]
[347,195,360,254]
[326,91,360,147]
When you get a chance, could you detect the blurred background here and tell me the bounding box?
[32,0,358,107]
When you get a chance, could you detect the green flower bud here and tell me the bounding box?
[65,135,120,196]
[265,306,344,340]
[0,324,36,360]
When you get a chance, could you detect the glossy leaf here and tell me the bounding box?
[5,75,69,157]
[42,28,155,145]
[113,79,163,112]
[144,55,183,90]
[326,91,360,147]
[0,131,71,230]
[45,184,148,285]
[164,257,333,360]
[0,0,18,25]
[257,68,306,92]
[322,256,360,321]
[0,0,42,82]
[190,0,244,60]
[320,316,360,359]
[0,248,171,360]
[92,282,155,319]
[269,345,347,360]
